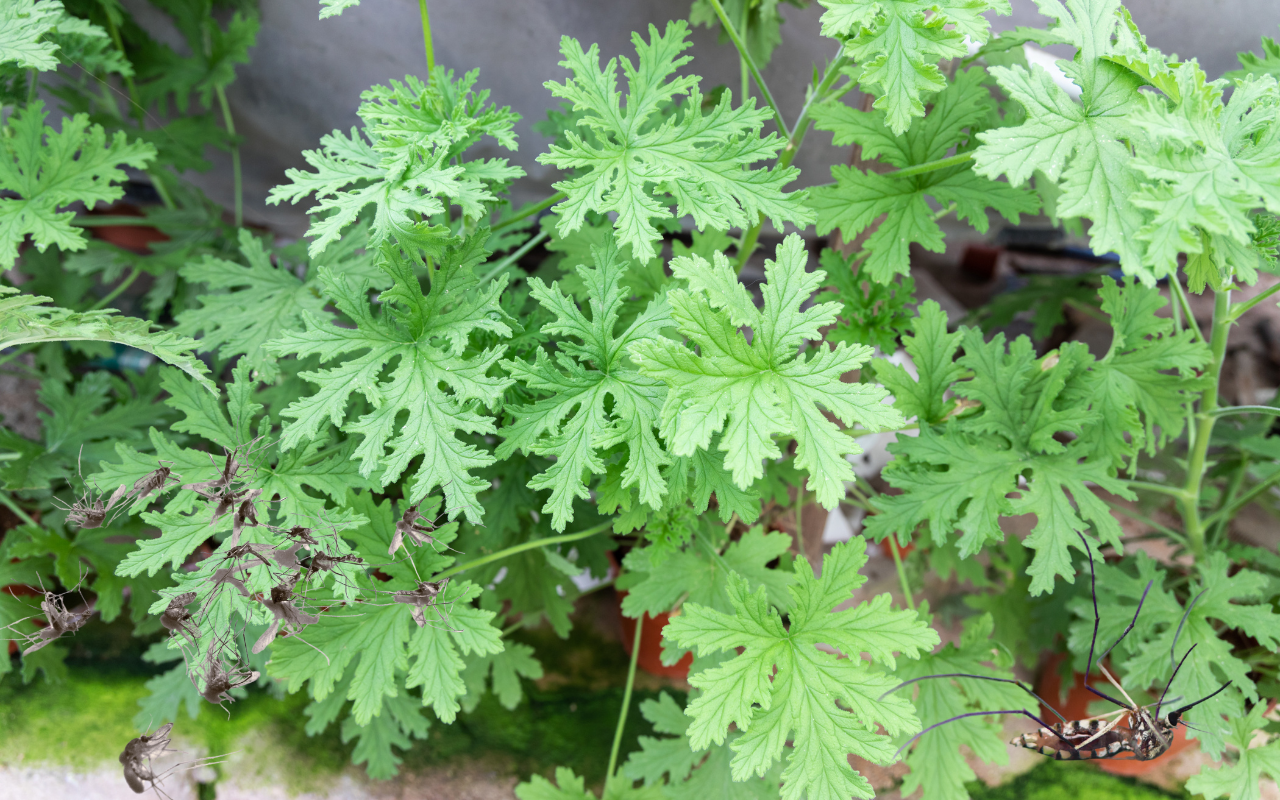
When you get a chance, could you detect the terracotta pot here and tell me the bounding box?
[616,599,692,680]
[879,536,915,559]
[87,201,168,254]
[1035,653,1194,774]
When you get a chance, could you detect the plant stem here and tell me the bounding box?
[1202,469,1280,529]
[1168,276,1206,345]
[1182,288,1231,563]
[491,192,565,233]
[794,483,804,551]
[606,611,645,789]
[738,1,750,105]
[214,85,242,228]
[27,69,39,103]
[1124,480,1191,500]
[89,268,142,311]
[102,11,143,124]
[475,229,548,286]
[888,152,973,179]
[1103,500,1187,545]
[0,492,38,528]
[888,535,915,612]
[433,520,613,581]
[735,51,849,270]
[705,0,787,137]
[1208,456,1250,547]
[418,0,436,75]
[1228,281,1280,322]
[1210,405,1280,418]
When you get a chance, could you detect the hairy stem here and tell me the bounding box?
[214,85,242,228]
[491,192,565,233]
[433,520,613,581]
[89,267,142,311]
[475,229,548,287]
[889,534,915,612]
[738,1,750,105]
[1210,405,1280,418]
[607,610,645,789]
[1228,280,1280,322]
[418,0,436,74]
[705,0,787,137]
[102,11,143,124]
[1182,288,1232,563]
[888,152,973,179]
[1202,469,1280,529]
[1168,276,1206,345]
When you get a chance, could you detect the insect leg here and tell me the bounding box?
[878,673,1071,726]
[893,710,1081,760]
[1072,530,1141,710]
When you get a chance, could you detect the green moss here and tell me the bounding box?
[0,671,148,769]
[969,761,1189,800]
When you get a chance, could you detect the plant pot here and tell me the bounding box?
[616,599,692,681]
[879,536,915,559]
[87,201,168,254]
[1035,653,1194,774]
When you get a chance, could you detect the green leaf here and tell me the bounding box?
[1225,27,1280,83]
[1185,703,1280,800]
[0,287,214,394]
[1068,551,1280,758]
[1128,64,1280,288]
[460,641,544,713]
[818,248,915,355]
[896,613,1032,800]
[499,239,672,530]
[319,0,361,20]
[816,0,1011,135]
[268,234,512,523]
[340,688,431,779]
[631,235,903,510]
[973,0,1152,280]
[690,0,797,74]
[0,101,156,268]
[872,299,963,426]
[665,540,937,800]
[0,0,62,70]
[537,20,812,258]
[810,68,1038,282]
[269,68,521,255]
[174,229,329,381]
[517,766,666,800]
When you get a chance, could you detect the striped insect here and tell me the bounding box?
[888,532,1232,763]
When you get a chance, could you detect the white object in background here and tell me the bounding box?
[821,503,855,545]
[849,348,920,480]
[1023,44,1083,100]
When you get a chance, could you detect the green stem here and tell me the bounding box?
[1228,281,1280,322]
[1182,288,1232,563]
[0,343,37,369]
[1124,480,1191,500]
[102,11,142,124]
[888,534,915,612]
[888,152,973,179]
[1210,405,1280,418]
[1202,469,1280,529]
[89,268,142,311]
[433,520,613,581]
[491,192,565,233]
[27,69,38,104]
[418,0,436,74]
[0,492,39,528]
[1208,456,1250,547]
[606,610,645,789]
[705,0,787,137]
[735,52,849,271]
[794,484,804,552]
[1104,500,1187,545]
[73,216,167,227]
[1168,277,1206,345]
[738,1,750,105]
[475,229,548,286]
[214,85,242,228]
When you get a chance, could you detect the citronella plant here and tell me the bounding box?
[3,0,1280,798]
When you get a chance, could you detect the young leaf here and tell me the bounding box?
[499,240,672,530]
[1129,64,1280,288]
[340,687,432,779]
[517,766,665,800]
[871,300,963,426]
[0,101,156,268]
[318,0,360,19]
[974,0,1151,280]
[268,234,512,522]
[0,287,214,393]
[816,0,1011,135]
[665,540,938,800]
[459,642,544,713]
[810,67,1038,282]
[1185,703,1280,800]
[818,248,916,355]
[538,20,812,258]
[1225,27,1280,83]
[631,235,904,510]
[269,68,521,255]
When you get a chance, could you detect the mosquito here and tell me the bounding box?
[389,578,460,631]
[119,721,231,799]
[252,570,321,654]
[388,499,461,557]
[2,573,94,655]
[181,437,268,528]
[189,632,261,717]
[886,532,1233,762]
[127,461,182,507]
[158,592,200,650]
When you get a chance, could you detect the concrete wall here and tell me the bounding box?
[131,0,1280,237]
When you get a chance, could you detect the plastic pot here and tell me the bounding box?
[1036,653,1194,775]
[86,201,168,254]
[879,537,915,559]
[615,599,692,680]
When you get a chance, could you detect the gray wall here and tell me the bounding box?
[132,0,1280,237]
